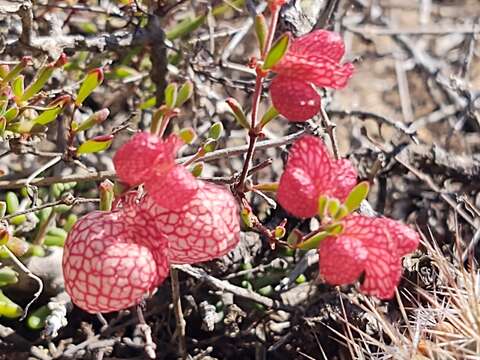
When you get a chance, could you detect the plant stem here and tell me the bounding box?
[236,5,281,192]
[170,267,187,359]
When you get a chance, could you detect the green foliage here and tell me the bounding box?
[263,33,290,70]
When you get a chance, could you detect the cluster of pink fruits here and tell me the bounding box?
[62,27,419,313]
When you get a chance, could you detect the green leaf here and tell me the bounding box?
[4,106,19,122]
[191,162,203,177]
[202,139,217,153]
[179,127,196,144]
[12,76,24,98]
[274,226,286,239]
[0,289,22,318]
[0,202,5,217]
[27,305,50,330]
[76,135,113,155]
[211,0,244,16]
[164,83,178,109]
[296,231,330,250]
[226,98,250,130]
[0,267,18,285]
[326,198,340,218]
[255,14,268,53]
[75,68,104,106]
[140,96,156,110]
[64,214,78,233]
[259,106,279,128]
[33,107,62,126]
[333,205,349,220]
[75,108,110,133]
[263,33,290,70]
[1,56,29,84]
[325,222,344,235]
[21,65,55,102]
[175,81,193,107]
[5,192,19,214]
[0,117,5,137]
[317,195,328,218]
[44,227,67,247]
[33,95,71,126]
[208,121,223,140]
[166,15,207,41]
[99,180,114,211]
[113,65,139,79]
[344,181,370,212]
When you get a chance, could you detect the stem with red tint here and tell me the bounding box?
[235,5,281,192]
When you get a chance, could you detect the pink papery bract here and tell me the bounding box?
[113,132,198,210]
[277,135,357,218]
[134,181,240,264]
[270,30,354,121]
[63,210,169,313]
[318,215,420,299]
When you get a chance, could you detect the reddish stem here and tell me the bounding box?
[235,6,281,192]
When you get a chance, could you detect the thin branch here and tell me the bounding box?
[170,268,187,359]
[3,245,43,320]
[0,130,305,189]
[174,264,293,311]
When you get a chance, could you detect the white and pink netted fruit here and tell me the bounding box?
[62,209,169,313]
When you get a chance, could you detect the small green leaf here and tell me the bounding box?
[0,65,9,79]
[1,56,30,84]
[5,192,19,214]
[27,305,51,330]
[175,81,193,107]
[208,121,223,140]
[297,231,329,250]
[191,162,203,177]
[166,15,207,41]
[5,106,19,122]
[0,289,23,318]
[75,109,110,133]
[325,222,344,235]
[274,226,286,239]
[202,139,217,153]
[113,66,139,79]
[259,106,279,129]
[12,76,24,98]
[326,198,340,218]
[317,195,328,218]
[226,98,250,130]
[295,274,306,284]
[0,267,18,285]
[258,285,273,296]
[44,227,67,247]
[178,127,196,144]
[76,135,113,155]
[164,83,178,109]
[263,33,290,70]
[334,205,349,220]
[344,181,370,212]
[255,14,268,53]
[99,180,114,211]
[21,65,55,102]
[75,68,104,106]
[64,214,78,232]
[240,207,253,228]
[33,107,62,126]
[33,95,71,126]
[140,96,156,110]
